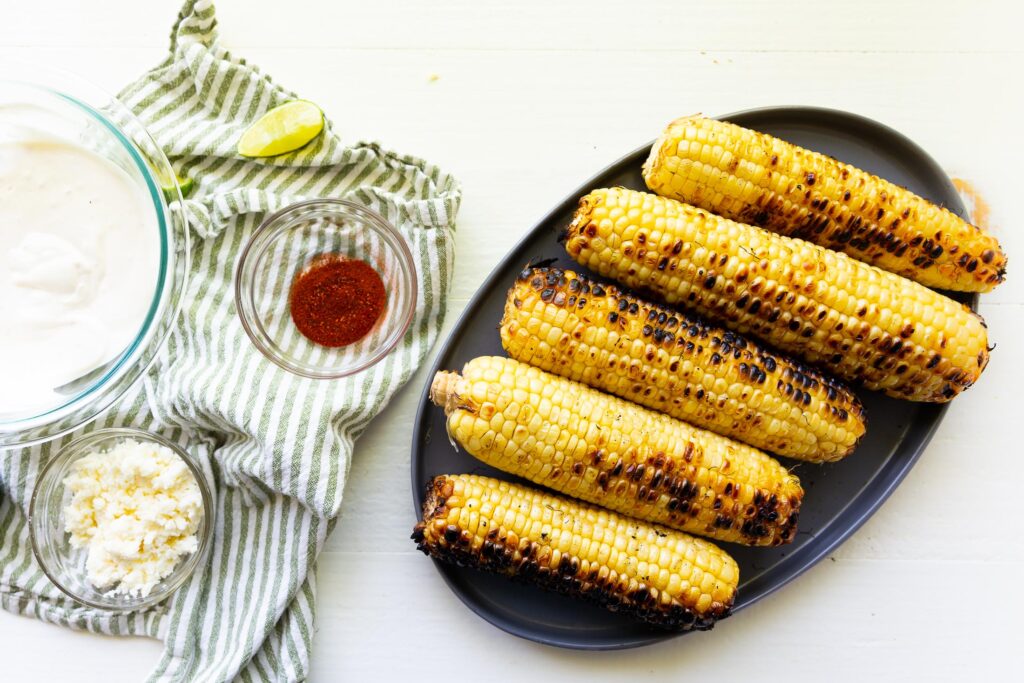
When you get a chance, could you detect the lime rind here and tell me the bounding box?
[161,174,194,202]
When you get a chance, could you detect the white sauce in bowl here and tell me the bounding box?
[0,136,159,417]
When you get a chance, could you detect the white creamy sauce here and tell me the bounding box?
[0,133,159,417]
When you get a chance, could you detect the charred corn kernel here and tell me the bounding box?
[643,116,1006,292]
[501,266,865,462]
[430,356,803,546]
[412,473,738,630]
[565,187,990,402]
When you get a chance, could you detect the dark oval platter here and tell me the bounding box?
[410,106,975,650]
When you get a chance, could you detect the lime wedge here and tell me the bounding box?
[177,175,195,197]
[237,100,325,158]
[161,174,194,202]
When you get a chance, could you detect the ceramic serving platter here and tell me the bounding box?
[410,106,975,649]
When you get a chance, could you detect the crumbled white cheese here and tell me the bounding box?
[63,438,204,597]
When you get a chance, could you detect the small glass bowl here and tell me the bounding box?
[29,428,214,611]
[235,199,418,378]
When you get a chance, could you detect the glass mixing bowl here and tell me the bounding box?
[29,428,214,610]
[0,67,189,448]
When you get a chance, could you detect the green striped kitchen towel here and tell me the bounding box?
[0,1,460,680]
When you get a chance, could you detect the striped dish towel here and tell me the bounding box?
[0,1,459,680]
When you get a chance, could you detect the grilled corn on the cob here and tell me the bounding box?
[430,356,803,546]
[565,187,989,402]
[501,266,866,462]
[413,473,738,630]
[643,116,1006,292]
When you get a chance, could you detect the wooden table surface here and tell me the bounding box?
[2,1,1022,680]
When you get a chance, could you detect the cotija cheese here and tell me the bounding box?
[63,438,203,597]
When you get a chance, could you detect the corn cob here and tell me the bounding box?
[565,187,990,402]
[413,473,738,630]
[643,116,1006,292]
[430,356,803,546]
[501,266,866,462]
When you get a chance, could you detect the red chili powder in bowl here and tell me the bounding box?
[289,254,387,347]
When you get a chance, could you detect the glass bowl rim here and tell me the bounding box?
[234,198,418,379]
[28,427,215,611]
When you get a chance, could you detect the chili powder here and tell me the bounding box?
[289,254,387,347]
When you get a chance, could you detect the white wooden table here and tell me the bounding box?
[3,1,1022,680]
